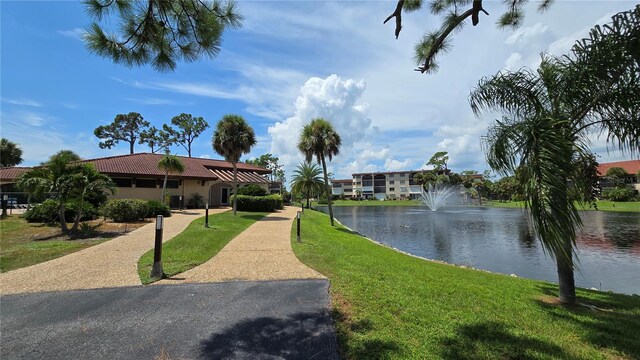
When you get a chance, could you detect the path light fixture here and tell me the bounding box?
[296,211,301,242]
[205,202,209,228]
[150,215,165,279]
[1,194,8,219]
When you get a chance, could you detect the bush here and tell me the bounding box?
[101,199,149,222]
[24,199,98,223]
[601,187,637,202]
[231,194,284,212]
[146,200,171,218]
[186,192,205,209]
[237,184,268,196]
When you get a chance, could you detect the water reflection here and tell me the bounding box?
[321,206,640,295]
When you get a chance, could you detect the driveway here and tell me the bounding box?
[0,279,338,359]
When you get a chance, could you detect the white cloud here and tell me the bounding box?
[125,97,179,106]
[547,12,616,56]
[384,158,412,171]
[505,23,549,45]
[504,52,524,71]
[1,97,42,107]
[58,28,86,41]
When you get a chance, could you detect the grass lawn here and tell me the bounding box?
[138,211,267,284]
[291,210,640,359]
[0,215,143,273]
[487,200,640,212]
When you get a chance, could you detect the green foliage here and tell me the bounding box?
[101,199,149,222]
[93,112,150,154]
[212,114,256,164]
[139,126,173,154]
[146,200,171,217]
[290,162,324,209]
[237,184,268,196]
[185,193,205,209]
[163,113,209,157]
[426,151,449,170]
[0,138,23,167]
[602,187,637,202]
[84,0,242,72]
[24,199,97,223]
[230,194,283,212]
[246,153,285,183]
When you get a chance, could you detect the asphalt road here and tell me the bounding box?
[0,280,339,359]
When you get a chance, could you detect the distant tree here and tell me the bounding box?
[164,114,209,157]
[606,167,629,188]
[212,115,256,215]
[426,151,449,171]
[84,0,242,72]
[139,126,174,154]
[158,155,185,204]
[290,162,324,209]
[246,153,285,183]
[94,112,150,154]
[298,118,342,226]
[384,0,554,74]
[0,138,23,167]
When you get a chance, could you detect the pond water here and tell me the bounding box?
[319,206,640,295]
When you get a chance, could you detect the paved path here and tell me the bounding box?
[0,209,227,295]
[1,280,338,360]
[159,206,325,284]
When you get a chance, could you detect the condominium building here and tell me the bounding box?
[331,179,354,197]
[331,170,425,200]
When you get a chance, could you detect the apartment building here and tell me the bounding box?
[331,179,354,197]
[330,171,424,200]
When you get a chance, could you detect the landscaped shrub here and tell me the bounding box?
[146,200,171,218]
[231,194,284,212]
[187,193,205,209]
[601,187,637,202]
[24,199,98,223]
[237,184,268,196]
[101,199,149,222]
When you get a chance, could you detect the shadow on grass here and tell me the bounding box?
[440,321,575,360]
[332,307,402,359]
[199,311,338,359]
[535,284,640,358]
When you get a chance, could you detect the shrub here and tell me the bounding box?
[186,192,205,209]
[101,199,149,222]
[231,194,284,212]
[601,187,637,202]
[24,199,98,223]
[146,200,171,218]
[237,184,268,196]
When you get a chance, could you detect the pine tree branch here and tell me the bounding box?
[384,0,404,39]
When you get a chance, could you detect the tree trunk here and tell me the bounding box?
[59,199,68,232]
[187,146,191,157]
[129,141,134,154]
[557,239,577,305]
[232,162,238,216]
[320,157,335,226]
[306,191,310,209]
[71,193,86,233]
[161,172,168,203]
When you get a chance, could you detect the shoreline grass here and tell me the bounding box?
[291,210,640,359]
[138,211,267,284]
[486,200,640,212]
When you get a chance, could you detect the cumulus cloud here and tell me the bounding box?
[504,53,524,71]
[384,158,412,171]
[504,23,549,45]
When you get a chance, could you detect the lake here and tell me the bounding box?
[319,206,640,295]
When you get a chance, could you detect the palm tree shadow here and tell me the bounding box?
[439,321,575,360]
[198,311,339,359]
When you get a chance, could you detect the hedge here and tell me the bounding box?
[146,200,171,218]
[231,194,284,212]
[24,199,99,223]
[101,199,149,222]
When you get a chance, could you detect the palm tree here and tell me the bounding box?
[0,138,23,167]
[469,7,639,305]
[298,118,342,226]
[290,162,324,209]
[19,151,83,232]
[69,164,116,232]
[212,115,256,215]
[158,155,186,205]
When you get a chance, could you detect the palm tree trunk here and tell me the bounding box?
[71,192,86,233]
[306,191,310,209]
[161,171,168,203]
[59,199,68,232]
[232,162,238,216]
[320,157,335,226]
[557,240,577,305]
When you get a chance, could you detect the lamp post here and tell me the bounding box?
[205,202,209,228]
[1,194,7,219]
[150,215,165,279]
[179,196,183,211]
[296,211,301,242]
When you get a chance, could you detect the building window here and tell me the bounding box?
[135,179,157,188]
[389,174,395,178]
[166,180,179,189]
[400,180,406,184]
[400,187,408,192]
[389,180,395,185]
[113,178,132,187]
[389,187,395,191]
[399,173,406,177]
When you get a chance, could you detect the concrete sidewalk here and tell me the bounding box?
[0,209,227,295]
[159,206,325,284]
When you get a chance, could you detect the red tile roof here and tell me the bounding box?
[0,167,30,182]
[0,153,270,182]
[597,160,640,176]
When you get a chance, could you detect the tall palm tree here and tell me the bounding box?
[158,155,186,204]
[298,118,342,226]
[0,138,23,167]
[469,7,639,305]
[290,162,324,209]
[69,164,116,232]
[212,115,256,215]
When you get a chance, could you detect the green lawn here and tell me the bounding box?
[0,215,113,272]
[487,200,640,212]
[291,210,640,359]
[138,211,267,284]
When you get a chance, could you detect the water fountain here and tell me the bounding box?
[419,183,457,211]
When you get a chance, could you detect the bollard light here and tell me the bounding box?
[205,202,209,228]
[156,215,163,230]
[296,211,301,242]
[150,215,165,279]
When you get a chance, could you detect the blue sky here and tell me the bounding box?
[1,1,636,181]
